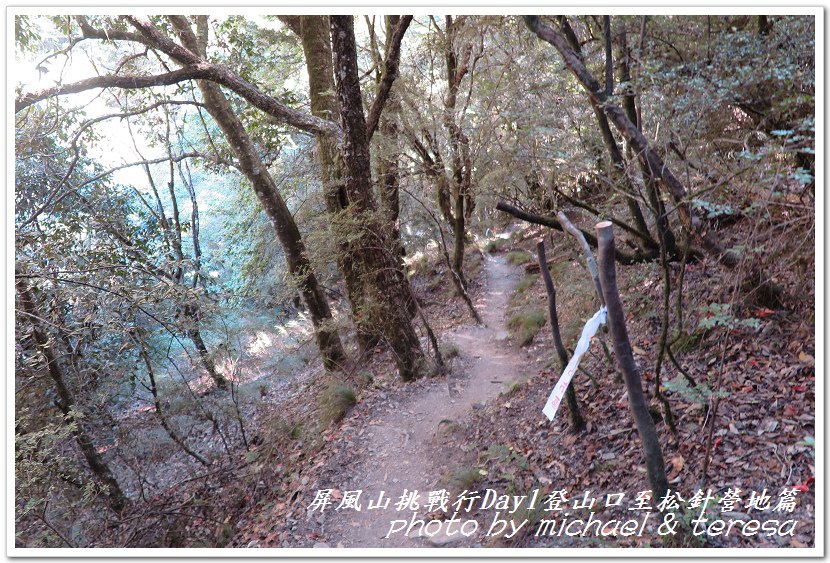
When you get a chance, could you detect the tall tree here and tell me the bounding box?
[284,15,385,347]
[328,15,429,380]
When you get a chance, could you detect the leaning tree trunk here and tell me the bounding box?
[536,241,585,433]
[330,15,428,381]
[556,16,655,253]
[169,17,346,370]
[525,16,782,305]
[16,275,127,512]
[184,310,226,390]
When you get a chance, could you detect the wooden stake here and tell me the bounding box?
[596,221,668,499]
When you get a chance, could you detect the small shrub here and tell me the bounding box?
[437,419,463,436]
[484,238,510,254]
[318,381,357,427]
[663,375,729,410]
[672,330,706,353]
[439,342,460,360]
[502,378,527,397]
[507,309,546,346]
[268,417,304,442]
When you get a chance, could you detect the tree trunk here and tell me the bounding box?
[444,15,472,291]
[16,276,127,512]
[525,16,782,304]
[330,15,428,381]
[595,222,669,500]
[292,16,373,341]
[185,315,226,390]
[616,32,677,254]
[376,16,416,315]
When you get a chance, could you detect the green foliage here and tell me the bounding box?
[486,443,528,469]
[15,16,41,54]
[484,237,511,254]
[663,375,729,409]
[672,330,706,353]
[445,466,485,492]
[15,412,80,519]
[697,303,761,331]
[514,274,538,295]
[439,342,460,360]
[507,309,546,347]
[318,381,357,427]
[692,198,736,219]
[358,370,374,385]
[502,377,527,397]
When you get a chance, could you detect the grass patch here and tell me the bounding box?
[439,342,461,360]
[445,465,485,492]
[506,250,533,266]
[272,419,303,440]
[437,419,463,436]
[549,258,571,279]
[484,238,511,254]
[318,381,357,427]
[672,329,706,353]
[514,274,538,296]
[502,378,528,397]
[507,309,546,347]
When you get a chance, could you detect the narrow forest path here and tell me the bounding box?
[315,254,539,548]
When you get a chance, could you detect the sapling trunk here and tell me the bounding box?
[537,240,585,433]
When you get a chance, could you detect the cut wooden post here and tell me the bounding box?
[537,240,585,432]
[595,221,668,500]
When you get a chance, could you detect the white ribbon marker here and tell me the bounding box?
[542,306,607,421]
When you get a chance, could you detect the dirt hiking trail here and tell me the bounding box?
[316,255,540,548]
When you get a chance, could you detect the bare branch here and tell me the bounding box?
[603,15,613,97]
[19,16,342,139]
[126,16,341,138]
[495,201,652,265]
[16,68,205,113]
[365,15,413,140]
